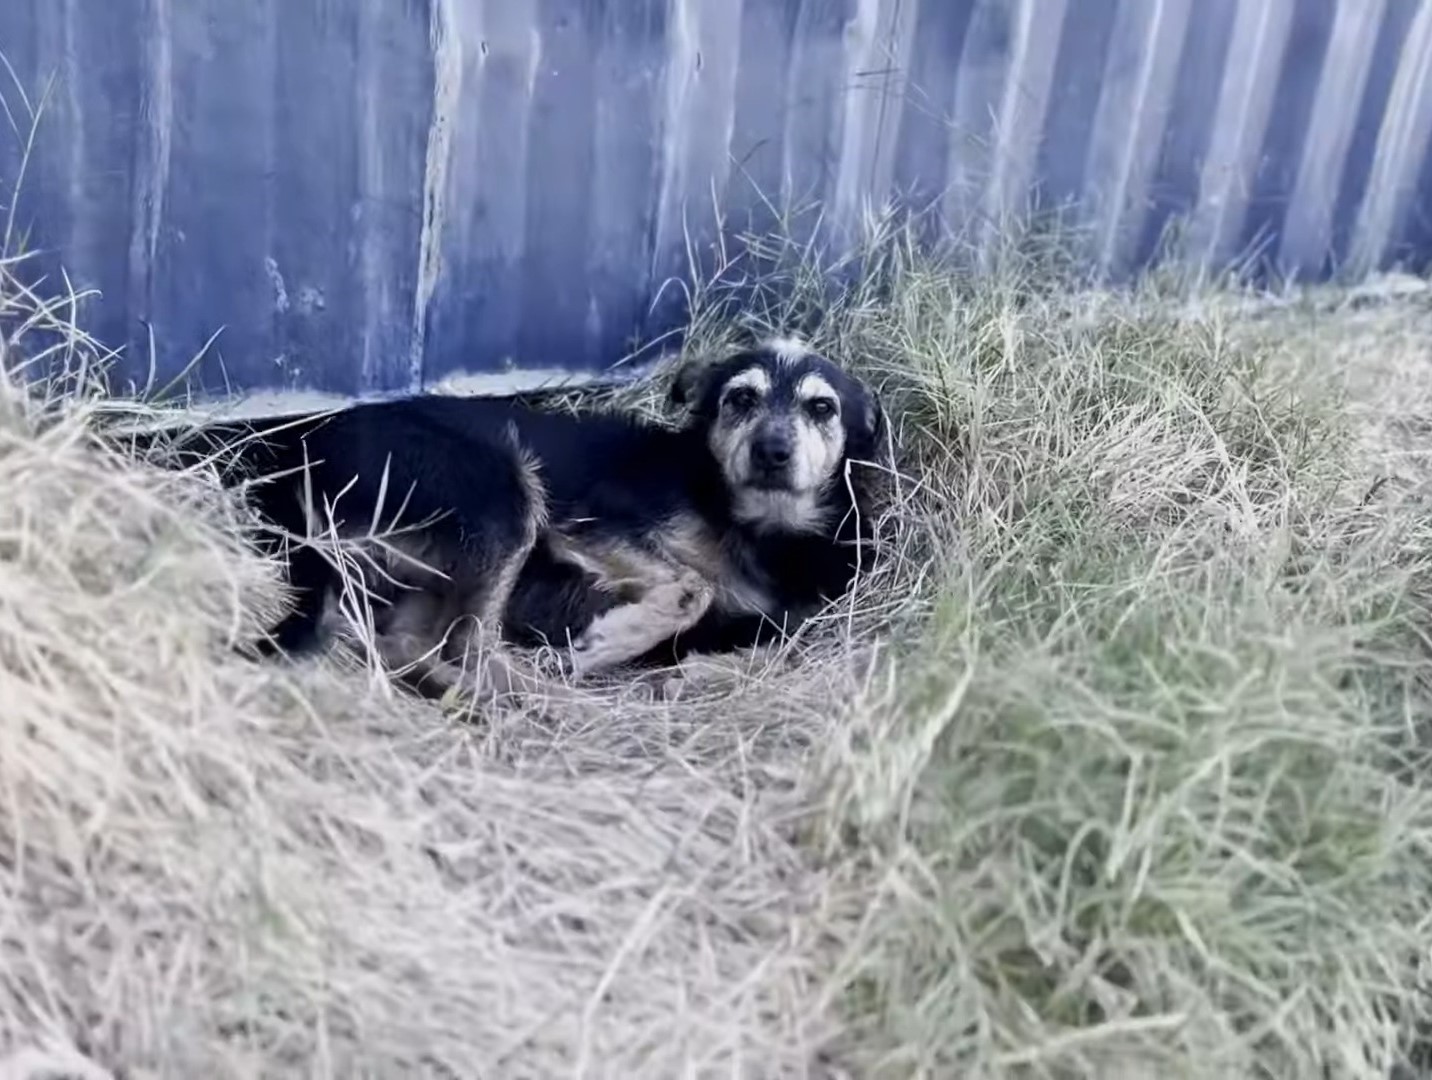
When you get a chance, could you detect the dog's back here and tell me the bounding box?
[394,395,724,533]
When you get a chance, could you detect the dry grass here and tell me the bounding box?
[7,113,1432,1078]
[0,232,870,1076]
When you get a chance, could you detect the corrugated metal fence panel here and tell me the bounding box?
[2,0,1432,401]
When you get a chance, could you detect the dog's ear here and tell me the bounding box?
[865,390,885,445]
[846,382,885,461]
[668,359,710,410]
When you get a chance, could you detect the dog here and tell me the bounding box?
[149,337,886,698]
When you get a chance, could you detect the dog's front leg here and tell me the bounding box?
[567,571,715,678]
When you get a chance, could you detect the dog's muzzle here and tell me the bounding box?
[748,427,794,489]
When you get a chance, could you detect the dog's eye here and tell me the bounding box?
[806,398,837,420]
[726,387,758,411]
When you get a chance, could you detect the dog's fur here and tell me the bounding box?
[158,338,885,698]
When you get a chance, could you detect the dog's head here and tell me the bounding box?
[670,337,884,533]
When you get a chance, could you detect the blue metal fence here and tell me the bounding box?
[3,0,1431,402]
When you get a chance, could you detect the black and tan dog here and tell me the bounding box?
[167,337,887,697]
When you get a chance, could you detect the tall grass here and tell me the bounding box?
[675,219,1432,1079]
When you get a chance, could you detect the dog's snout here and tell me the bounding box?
[751,429,794,469]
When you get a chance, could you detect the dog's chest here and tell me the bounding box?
[547,508,785,619]
[709,552,776,616]
[653,520,776,617]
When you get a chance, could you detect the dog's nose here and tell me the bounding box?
[752,433,793,469]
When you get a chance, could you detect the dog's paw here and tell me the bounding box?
[659,574,714,619]
[567,627,606,679]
